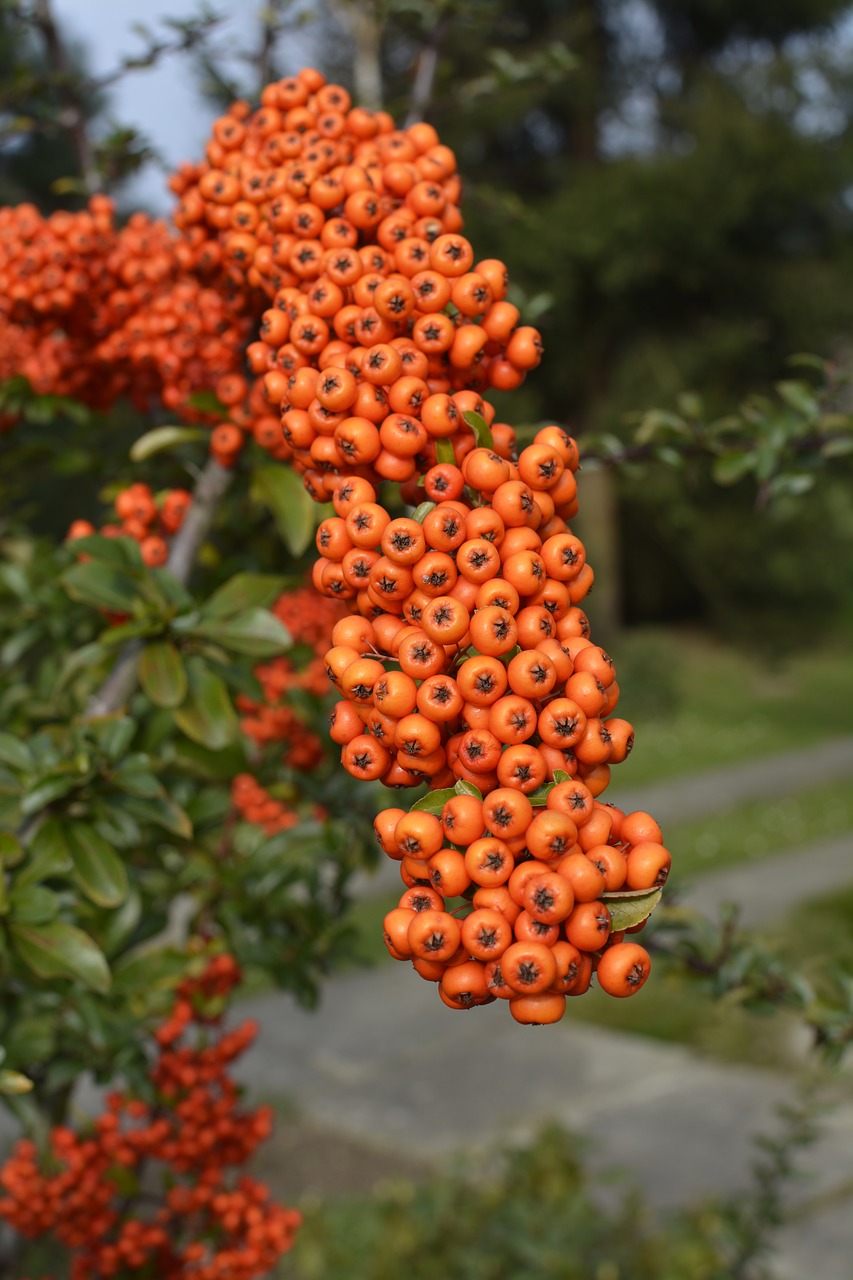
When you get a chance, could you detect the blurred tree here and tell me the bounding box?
[373,0,853,639]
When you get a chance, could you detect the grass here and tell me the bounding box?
[609,629,853,787]
[665,776,853,883]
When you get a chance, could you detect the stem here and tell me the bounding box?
[32,0,100,195]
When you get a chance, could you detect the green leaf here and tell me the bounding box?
[820,437,853,458]
[410,786,456,815]
[525,782,556,807]
[20,774,80,815]
[634,410,690,446]
[138,640,188,708]
[775,380,819,422]
[201,573,286,619]
[129,425,207,461]
[11,921,111,993]
[62,561,140,612]
[174,658,238,749]
[113,944,189,994]
[189,608,290,657]
[712,451,754,486]
[66,822,128,908]
[120,793,192,839]
[55,642,109,692]
[8,884,60,925]
[601,887,662,931]
[0,1069,34,1095]
[64,535,143,570]
[462,409,494,450]
[435,439,456,466]
[88,716,136,763]
[251,465,316,556]
[0,832,24,866]
[454,779,482,800]
[411,501,436,523]
[17,819,73,886]
[0,732,34,773]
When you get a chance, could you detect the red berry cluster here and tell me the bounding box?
[0,954,301,1278]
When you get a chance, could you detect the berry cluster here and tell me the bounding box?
[0,200,258,427]
[0,955,301,1279]
[237,583,344,768]
[67,482,192,567]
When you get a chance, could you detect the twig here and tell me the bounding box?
[405,22,445,126]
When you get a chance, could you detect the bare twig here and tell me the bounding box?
[326,0,383,109]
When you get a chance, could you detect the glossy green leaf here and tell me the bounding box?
[0,832,24,866]
[462,409,495,450]
[201,573,286,619]
[410,786,455,815]
[0,1070,33,1095]
[55,642,109,692]
[601,887,662,931]
[61,561,140,612]
[251,465,316,556]
[174,658,238,749]
[138,640,187,708]
[712,451,754,486]
[129,425,206,461]
[412,501,436,523]
[0,733,34,772]
[119,793,192,839]
[66,822,128,908]
[189,608,290,657]
[20,774,80,815]
[11,921,111,993]
[63,535,143,569]
[8,884,60,925]
[16,819,73,887]
[435,439,456,465]
[454,779,482,800]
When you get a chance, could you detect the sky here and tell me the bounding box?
[51,0,317,211]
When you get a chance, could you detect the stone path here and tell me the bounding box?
[237,737,853,1277]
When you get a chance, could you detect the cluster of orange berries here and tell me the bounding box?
[164,67,542,488]
[0,200,258,428]
[0,955,301,1279]
[66,481,192,567]
[231,772,301,835]
[313,431,669,1021]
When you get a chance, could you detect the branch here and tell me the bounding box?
[32,0,100,194]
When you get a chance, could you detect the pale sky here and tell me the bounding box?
[51,0,317,211]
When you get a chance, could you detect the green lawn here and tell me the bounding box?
[665,776,853,883]
[610,629,853,787]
